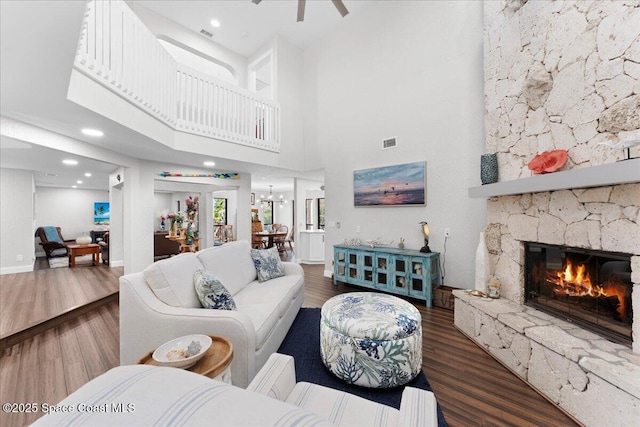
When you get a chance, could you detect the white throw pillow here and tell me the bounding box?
[143,253,204,307]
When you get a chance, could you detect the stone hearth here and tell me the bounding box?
[454,290,640,427]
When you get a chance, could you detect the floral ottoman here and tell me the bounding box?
[320,292,422,388]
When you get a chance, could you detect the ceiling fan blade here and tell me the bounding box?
[331,0,349,17]
[251,0,262,4]
[297,0,306,22]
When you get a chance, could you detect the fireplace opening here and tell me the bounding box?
[525,242,633,347]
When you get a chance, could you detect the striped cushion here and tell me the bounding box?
[32,365,334,427]
[286,382,399,427]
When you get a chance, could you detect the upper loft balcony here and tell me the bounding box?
[73,0,282,156]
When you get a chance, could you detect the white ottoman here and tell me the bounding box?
[320,292,422,388]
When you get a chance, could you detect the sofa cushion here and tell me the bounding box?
[194,269,236,310]
[143,253,204,307]
[197,241,257,296]
[250,247,285,282]
[234,274,304,319]
[234,274,304,349]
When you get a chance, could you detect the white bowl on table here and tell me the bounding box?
[152,334,212,369]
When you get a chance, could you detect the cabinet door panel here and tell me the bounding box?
[375,253,391,288]
[409,258,427,298]
[360,252,375,286]
[392,255,409,295]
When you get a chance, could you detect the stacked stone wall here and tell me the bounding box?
[484,0,640,181]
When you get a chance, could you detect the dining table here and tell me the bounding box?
[253,231,286,249]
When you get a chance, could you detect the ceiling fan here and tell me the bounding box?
[251,0,349,22]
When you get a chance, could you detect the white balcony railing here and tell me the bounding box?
[74,0,280,152]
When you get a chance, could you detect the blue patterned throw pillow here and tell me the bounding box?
[193,269,236,310]
[250,247,285,282]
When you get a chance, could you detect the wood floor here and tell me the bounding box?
[0,263,579,427]
[0,258,121,339]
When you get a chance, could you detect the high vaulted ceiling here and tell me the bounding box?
[1,0,368,192]
[138,0,370,57]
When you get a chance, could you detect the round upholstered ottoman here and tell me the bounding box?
[320,292,422,388]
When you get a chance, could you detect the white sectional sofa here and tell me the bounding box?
[33,354,438,426]
[119,240,304,388]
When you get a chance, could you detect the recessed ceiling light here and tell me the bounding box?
[77,180,83,184]
[85,172,92,177]
[210,19,221,28]
[72,185,77,189]
[81,128,104,137]
[62,159,78,165]
[203,161,216,166]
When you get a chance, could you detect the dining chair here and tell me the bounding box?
[275,225,288,253]
[284,226,295,254]
[222,225,234,242]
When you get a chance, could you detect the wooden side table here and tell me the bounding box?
[67,243,100,268]
[138,335,233,383]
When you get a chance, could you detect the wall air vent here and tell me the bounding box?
[382,137,397,150]
[200,29,214,38]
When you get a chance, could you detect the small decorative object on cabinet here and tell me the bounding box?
[419,221,431,253]
[480,153,498,184]
[333,245,441,307]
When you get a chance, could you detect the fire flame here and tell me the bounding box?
[547,259,628,319]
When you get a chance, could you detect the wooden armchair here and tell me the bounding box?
[35,226,74,259]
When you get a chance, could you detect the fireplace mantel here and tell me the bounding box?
[469,158,640,198]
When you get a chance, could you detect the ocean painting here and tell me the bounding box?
[354,162,426,206]
[94,202,110,224]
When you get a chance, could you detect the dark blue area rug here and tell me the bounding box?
[277,308,448,427]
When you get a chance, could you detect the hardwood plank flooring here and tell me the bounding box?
[0,258,122,339]
[0,262,580,427]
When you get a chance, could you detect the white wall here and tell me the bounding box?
[34,187,110,256]
[131,2,247,87]
[303,1,486,287]
[0,168,35,274]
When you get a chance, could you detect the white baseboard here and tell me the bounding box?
[323,269,333,278]
[109,260,124,267]
[1,263,34,275]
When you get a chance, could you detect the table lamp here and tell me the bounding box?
[419,221,431,253]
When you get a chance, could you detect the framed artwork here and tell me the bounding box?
[94,202,110,224]
[354,161,426,206]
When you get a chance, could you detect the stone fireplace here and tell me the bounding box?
[455,181,640,426]
[457,1,640,425]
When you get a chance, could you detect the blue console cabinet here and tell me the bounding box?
[333,245,442,307]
